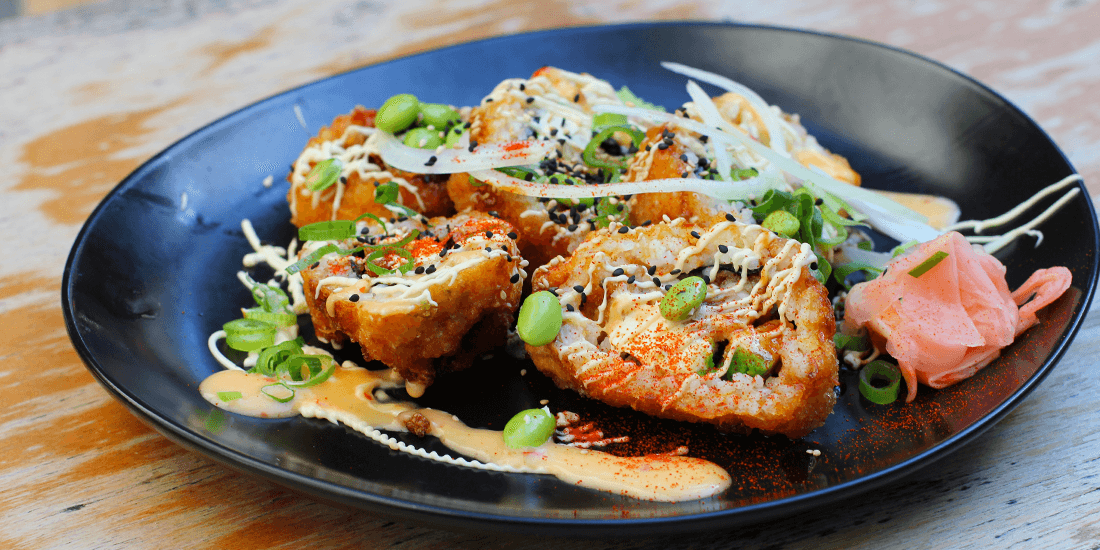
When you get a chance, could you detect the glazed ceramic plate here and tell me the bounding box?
[62,22,1097,535]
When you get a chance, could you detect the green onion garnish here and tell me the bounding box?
[250,284,291,313]
[298,220,356,242]
[285,244,338,275]
[908,251,949,278]
[373,181,400,205]
[365,247,415,275]
[892,240,921,257]
[282,355,335,388]
[242,308,297,327]
[730,167,759,181]
[260,382,295,403]
[216,391,242,402]
[222,318,277,351]
[251,339,304,376]
[354,212,388,233]
[592,112,627,130]
[306,159,342,192]
[582,125,644,171]
[833,333,870,352]
[859,360,902,404]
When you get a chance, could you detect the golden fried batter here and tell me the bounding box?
[526,220,838,438]
[447,67,630,269]
[299,212,525,395]
[288,106,454,227]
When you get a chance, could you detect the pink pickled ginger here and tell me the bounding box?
[845,232,1071,402]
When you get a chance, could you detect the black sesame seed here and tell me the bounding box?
[617,226,629,234]
[519,83,525,91]
[439,249,447,257]
[681,172,690,178]
[815,198,824,206]
[468,141,478,152]
[645,144,652,151]
[485,247,492,253]
[725,213,736,222]
[507,231,518,239]
[425,156,437,166]
[566,304,575,312]
[414,266,425,274]
[700,274,711,284]
[339,176,347,184]
[690,231,701,239]
[349,294,360,302]
[425,265,437,274]
[810,262,819,270]
[568,224,579,231]
[506,255,513,262]
[573,93,580,102]
[647,265,657,275]
[718,245,729,253]
[627,275,636,284]
[612,268,625,277]
[573,285,585,293]
[510,273,520,283]
[489,210,500,217]
[549,287,558,296]
[642,220,653,226]
[657,142,669,150]
[485,231,493,238]
[310,262,319,269]
[670,269,681,275]
[652,277,661,286]
[526,96,535,104]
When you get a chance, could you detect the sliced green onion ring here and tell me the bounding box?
[251,339,304,376]
[251,284,290,313]
[859,360,902,404]
[833,333,870,352]
[242,308,297,327]
[222,318,277,351]
[354,212,388,233]
[908,251,949,278]
[582,125,645,171]
[592,112,627,130]
[282,355,336,388]
[306,159,342,192]
[298,220,356,242]
[260,382,295,403]
[374,181,400,204]
[285,244,339,275]
[216,391,243,402]
[365,246,416,276]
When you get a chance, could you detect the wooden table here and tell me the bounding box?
[4,1,1099,547]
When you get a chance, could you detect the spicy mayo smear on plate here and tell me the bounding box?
[199,364,731,502]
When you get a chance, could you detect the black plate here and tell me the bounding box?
[63,22,1098,535]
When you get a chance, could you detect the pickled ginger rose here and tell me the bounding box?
[844,232,1071,402]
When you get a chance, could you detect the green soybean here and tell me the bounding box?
[762,210,799,237]
[503,408,555,448]
[375,93,420,133]
[419,103,461,128]
[724,346,771,378]
[517,291,562,346]
[444,125,465,147]
[660,276,706,321]
[403,127,443,149]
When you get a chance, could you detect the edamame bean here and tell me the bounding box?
[502,407,555,448]
[725,346,770,378]
[419,103,461,128]
[375,93,420,133]
[517,291,562,346]
[659,276,706,321]
[444,125,465,148]
[403,127,443,149]
[762,210,799,237]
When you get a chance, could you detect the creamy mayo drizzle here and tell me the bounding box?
[200,364,730,502]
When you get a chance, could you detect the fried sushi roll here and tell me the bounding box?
[526,219,838,438]
[447,67,634,269]
[298,212,525,396]
[626,93,860,227]
[288,106,455,227]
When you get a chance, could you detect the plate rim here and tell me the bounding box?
[61,20,1100,536]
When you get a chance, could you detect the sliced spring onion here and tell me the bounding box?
[730,167,759,181]
[892,240,921,257]
[251,339,304,376]
[859,360,902,404]
[285,244,338,275]
[242,308,297,327]
[298,220,356,241]
[222,318,276,351]
[582,125,644,171]
[365,246,415,276]
[251,284,290,313]
[592,112,627,130]
[616,85,666,112]
[354,212,388,233]
[260,382,295,403]
[306,158,343,192]
[908,251,949,278]
[833,333,870,352]
[374,181,400,204]
[216,391,243,402]
[283,356,336,388]
[832,261,883,287]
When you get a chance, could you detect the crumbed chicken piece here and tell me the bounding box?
[447,67,632,269]
[526,219,838,438]
[626,93,859,227]
[299,212,525,395]
[287,106,454,227]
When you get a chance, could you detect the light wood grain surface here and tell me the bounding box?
[3,0,1100,548]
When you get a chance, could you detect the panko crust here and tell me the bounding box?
[526,220,838,438]
[300,212,524,389]
[287,106,454,228]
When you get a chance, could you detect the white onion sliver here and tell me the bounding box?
[468,169,775,201]
[684,80,736,184]
[662,61,789,154]
[375,131,555,174]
